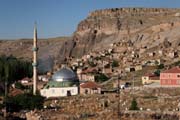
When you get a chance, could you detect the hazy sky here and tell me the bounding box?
[0,0,180,39]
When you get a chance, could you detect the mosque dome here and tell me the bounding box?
[52,67,78,82]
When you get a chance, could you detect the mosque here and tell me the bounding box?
[40,66,79,98]
[32,24,79,98]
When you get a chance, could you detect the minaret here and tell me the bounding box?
[32,23,38,95]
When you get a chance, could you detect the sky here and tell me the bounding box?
[0,0,180,39]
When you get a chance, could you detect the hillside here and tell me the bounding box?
[1,8,180,67]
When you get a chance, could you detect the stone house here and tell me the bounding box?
[80,81,101,95]
[142,73,160,85]
[78,74,95,82]
[20,77,31,84]
[135,65,143,71]
[125,67,135,72]
[102,67,113,74]
[148,52,156,57]
[168,51,178,58]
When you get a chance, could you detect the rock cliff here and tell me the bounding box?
[67,8,180,57]
[1,8,180,64]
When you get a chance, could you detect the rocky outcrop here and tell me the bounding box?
[64,8,180,58]
[1,8,180,64]
[120,111,180,120]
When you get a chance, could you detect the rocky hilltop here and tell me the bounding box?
[70,8,180,57]
[1,8,180,65]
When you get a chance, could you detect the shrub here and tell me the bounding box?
[15,82,26,90]
[95,73,109,83]
[129,98,139,110]
[158,64,164,69]
[111,60,119,67]
[154,69,160,76]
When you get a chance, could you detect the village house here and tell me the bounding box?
[160,66,180,87]
[19,77,31,84]
[139,48,146,54]
[158,50,163,56]
[112,53,121,59]
[148,52,156,57]
[77,68,97,82]
[125,67,135,72]
[168,51,178,58]
[80,81,101,95]
[142,59,161,66]
[38,75,50,82]
[79,74,95,82]
[135,65,143,71]
[131,53,139,58]
[102,67,113,74]
[142,73,160,85]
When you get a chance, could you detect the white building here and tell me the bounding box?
[40,67,79,98]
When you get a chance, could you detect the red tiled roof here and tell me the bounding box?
[80,81,101,89]
[162,66,180,73]
[81,67,97,74]
[144,73,159,80]
[21,77,31,81]
[149,76,160,80]
[144,73,156,77]
[9,88,24,96]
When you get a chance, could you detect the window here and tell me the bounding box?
[168,80,171,84]
[52,89,55,94]
[62,89,64,93]
[177,80,180,84]
[71,89,74,93]
[168,74,171,78]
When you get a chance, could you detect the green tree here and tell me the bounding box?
[88,61,96,67]
[0,55,33,95]
[174,61,180,66]
[15,82,26,90]
[111,60,119,67]
[95,73,109,82]
[129,98,139,110]
[0,55,32,85]
[6,93,45,112]
[158,64,164,69]
[154,69,161,76]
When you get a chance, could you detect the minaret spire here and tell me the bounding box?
[32,22,38,95]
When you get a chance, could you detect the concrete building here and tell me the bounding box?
[160,67,180,86]
[142,73,160,85]
[40,67,79,98]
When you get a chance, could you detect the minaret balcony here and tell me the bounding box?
[32,47,39,51]
[32,63,38,67]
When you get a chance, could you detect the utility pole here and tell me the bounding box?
[4,80,7,118]
[117,73,121,119]
[132,73,135,96]
[4,63,9,118]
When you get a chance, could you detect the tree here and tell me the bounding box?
[95,73,109,83]
[15,82,26,90]
[174,61,180,66]
[158,64,164,69]
[88,61,96,67]
[0,55,32,85]
[111,60,119,67]
[129,98,139,110]
[6,93,45,112]
[154,69,161,76]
